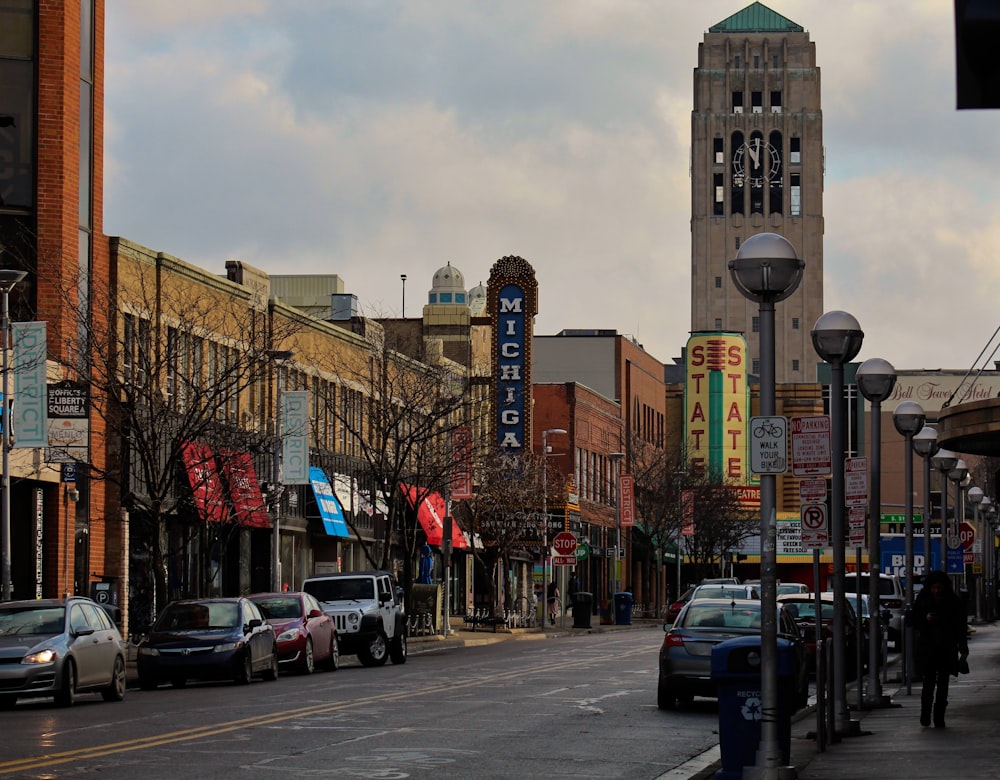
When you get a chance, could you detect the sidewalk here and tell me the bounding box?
[789,620,1000,779]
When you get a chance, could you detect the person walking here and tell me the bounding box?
[913,570,969,728]
[547,581,560,626]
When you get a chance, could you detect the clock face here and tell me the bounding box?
[733,139,780,187]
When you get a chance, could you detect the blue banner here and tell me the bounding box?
[309,466,349,537]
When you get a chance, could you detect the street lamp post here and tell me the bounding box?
[948,460,969,589]
[930,449,958,574]
[268,349,294,593]
[729,232,803,778]
[984,498,997,620]
[0,268,26,602]
[856,357,898,707]
[609,452,625,597]
[912,426,939,576]
[968,486,984,622]
[541,428,566,628]
[812,310,864,738]
[892,400,925,696]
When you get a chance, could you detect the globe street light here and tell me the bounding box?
[948,459,969,581]
[729,232,803,776]
[268,349,295,593]
[0,268,27,602]
[812,310,864,738]
[541,428,567,628]
[930,448,958,573]
[983,497,997,620]
[912,426,940,574]
[856,357,897,707]
[968,486,984,622]
[892,400,925,695]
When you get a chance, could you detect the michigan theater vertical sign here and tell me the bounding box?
[487,256,538,453]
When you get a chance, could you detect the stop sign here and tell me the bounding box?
[960,521,977,550]
[552,531,578,555]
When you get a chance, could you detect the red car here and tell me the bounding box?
[249,592,338,674]
[777,593,861,679]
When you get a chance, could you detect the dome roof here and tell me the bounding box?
[430,262,466,293]
[469,281,487,315]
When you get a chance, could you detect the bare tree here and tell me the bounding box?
[460,449,548,616]
[305,319,476,602]
[42,245,301,626]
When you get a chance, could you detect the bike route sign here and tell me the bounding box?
[749,416,787,475]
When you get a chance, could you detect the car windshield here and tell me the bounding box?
[693,586,757,600]
[155,602,240,630]
[253,597,301,620]
[777,584,808,596]
[785,601,835,621]
[681,603,761,629]
[0,606,65,636]
[304,578,374,602]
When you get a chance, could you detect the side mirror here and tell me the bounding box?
[247,618,263,632]
[307,609,324,618]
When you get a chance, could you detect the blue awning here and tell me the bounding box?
[310,466,350,537]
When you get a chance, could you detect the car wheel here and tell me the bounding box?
[657,679,676,710]
[102,655,127,702]
[235,652,253,685]
[263,646,279,681]
[301,638,315,674]
[55,660,77,708]
[324,636,340,672]
[0,695,17,710]
[389,630,407,665]
[359,630,389,667]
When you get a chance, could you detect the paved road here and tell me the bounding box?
[0,625,727,779]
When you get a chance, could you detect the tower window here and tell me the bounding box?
[714,137,724,164]
[792,359,800,372]
[735,55,741,68]
[790,137,801,164]
[792,317,800,330]
[790,173,801,216]
[714,173,724,215]
[715,276,722,289]
[439,293,452,303]
[752,316,760,333]
[735,236,741,250]
[770,91,782,113]
[715,318,723,329]
[773,55,780,68]
[753,55,760,70]
[752,358,760,375]
[752,91,763,114]
[733,91,743,114]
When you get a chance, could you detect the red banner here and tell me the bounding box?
[618,474,635,527]
[451,426,473,500]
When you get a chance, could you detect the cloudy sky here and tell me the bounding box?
[103,1,1000,374]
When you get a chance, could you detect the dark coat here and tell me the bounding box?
[913,578,968,674]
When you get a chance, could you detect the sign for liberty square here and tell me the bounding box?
[47,380,89,461]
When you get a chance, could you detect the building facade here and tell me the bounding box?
[690,2,824,383]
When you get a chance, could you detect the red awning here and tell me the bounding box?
[400,483,468,549]
[180,441,228,524]
[219,451,270,529]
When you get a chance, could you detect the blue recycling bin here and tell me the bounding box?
[710,635,797,779]
[613,592,633,625]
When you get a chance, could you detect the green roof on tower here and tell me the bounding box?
[709,2,803,33]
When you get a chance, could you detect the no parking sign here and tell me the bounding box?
[800,503,828,548]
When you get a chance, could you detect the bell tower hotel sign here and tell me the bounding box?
[487,256,538,452]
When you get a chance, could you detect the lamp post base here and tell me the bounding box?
[860,694,897,710]
[834,719,864,739]
[742,763,797,780]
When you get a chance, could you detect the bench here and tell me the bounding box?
[463,613,505,633]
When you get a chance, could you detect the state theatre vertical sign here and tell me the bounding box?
[685,333,749,480]
[487,256,538,454]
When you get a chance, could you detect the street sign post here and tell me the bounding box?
[844,457,868,507]
[790,415,832,476]
[552,531,577,567]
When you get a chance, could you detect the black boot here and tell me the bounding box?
[934,702,947,728]
[920,706,931,727]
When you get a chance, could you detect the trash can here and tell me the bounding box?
[613,592,633,625]
[572,592,593,629]
[710,635,797,779]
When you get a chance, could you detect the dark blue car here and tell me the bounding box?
[136,597,278,689]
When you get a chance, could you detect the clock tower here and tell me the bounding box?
[691,2,824,383]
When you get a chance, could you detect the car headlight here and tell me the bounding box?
[347,613,360,625]
[276,628,301,643]
[214,641,244,653]
[137,646,159,657]
[22,648,56,665]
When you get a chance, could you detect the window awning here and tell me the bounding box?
[180,441,228,524]
[310,466,350,537]
[400,483,469,549]
[219,451,270,529]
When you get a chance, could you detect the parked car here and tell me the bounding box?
[657,598,809,712]
[249,592,338,674]
[699,577,741,585]
[0,597,127,708]
[777,582,811,597]
[302,571,407,666]
[689,583,760,601]
[664,586,697,624]
[136,597,279,689]
[837,573,904,646]
[777,593,862,678]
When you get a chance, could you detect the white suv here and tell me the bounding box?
[302,571,407,666]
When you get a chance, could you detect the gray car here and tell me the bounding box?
[0,597,127,708]
[657,598,808,711]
